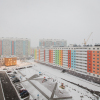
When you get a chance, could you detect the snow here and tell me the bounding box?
[21,81,47,100]
[0,59,100,100]
[32,62,100,91]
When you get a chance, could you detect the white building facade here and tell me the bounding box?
[39,39,67,47]
[0,37,31,58]
[34,45,100,79]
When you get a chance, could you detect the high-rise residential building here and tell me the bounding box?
[0,57,5,66]
[39,39,67,47]
[34,44,100,82]
[0,37,31,58]
[31,48,34,56]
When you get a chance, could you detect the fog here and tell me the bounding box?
[0,0,100,47]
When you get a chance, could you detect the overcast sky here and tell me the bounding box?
[0,0,100,47]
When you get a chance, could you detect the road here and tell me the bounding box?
[0,71,20,100]
[0,80,4,100]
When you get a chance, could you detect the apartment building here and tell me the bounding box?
[0,57,5,66]
[34,44,100,79]
[31,48,34,56]
[0,37,31,58]
[39,39,67,47]
[5,57,17,66]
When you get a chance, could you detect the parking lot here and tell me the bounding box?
[0,71,20,100]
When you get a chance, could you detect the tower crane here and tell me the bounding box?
[83,32,93,45]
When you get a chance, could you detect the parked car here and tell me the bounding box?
[7,71,12,73]
[20,90,28,96]
[21,91,29,98]
[27,66,32,68]
[19,67,26,69]
[19,89,26,93]
[3,68,7,70]
[12,78,20,83]
[13,71,17,74]
[8,74,15,78]
[16,68,19,70]
[62,69,66,73]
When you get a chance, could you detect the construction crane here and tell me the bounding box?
[83,32,93,45]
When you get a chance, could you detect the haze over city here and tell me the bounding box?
[0,0,100,47]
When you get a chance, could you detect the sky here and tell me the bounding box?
[0,0,100,47]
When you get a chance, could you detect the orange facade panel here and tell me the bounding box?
[68,50,71,68]
[5,57,17,66]
[92,51,100,75]
[61,50,63,66]
[49,50,53,63]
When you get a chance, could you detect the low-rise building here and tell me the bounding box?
[5,57,17,66]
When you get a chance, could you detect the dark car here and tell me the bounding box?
[27,66,32,68]
[13,71,17,74]
[12,78,20,83]
[7,71,12,73]
[62,69,66,73]
[3,68,7,70]
[8,74,15,78]
[19,89,26,93]
[20,90,28,96]
[21,92,29,98]
[16,68,19,70]
[19,67,26,69]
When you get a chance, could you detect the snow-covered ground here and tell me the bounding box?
[16,65,98,100]
[0,59,100,100]
[32,62,100,91]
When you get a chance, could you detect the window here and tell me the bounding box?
[93,64,95,66]
[97,75,99,77]
[93,58,95,59]
[93,67,95,69]
[93,55,95,56]
[93,61,95,63]
[89,67,91,68]
[89,51,90,53]
[97,48,99,50]
[97,62,99,63]
[93,48,95,50]
[89,54,90,56]
[93,51,95,53]
[97,58,99,60]
[89,61,90,62]
[97,51,99,53]
[89,58,90,59]
[93,71,95,73]
[97,55,99,57]
[97,68,99,70]
[97,65,99,67]
[97,72,99,74]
